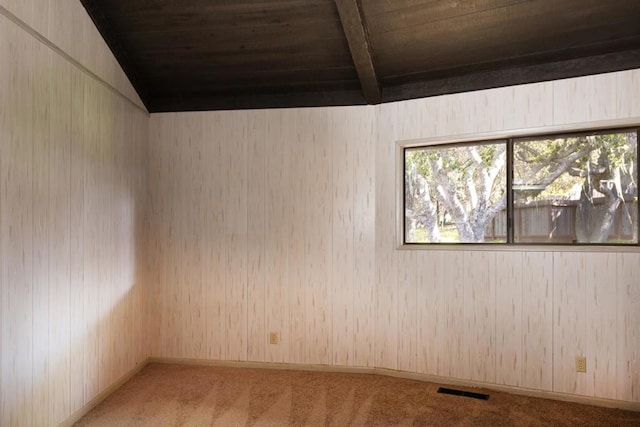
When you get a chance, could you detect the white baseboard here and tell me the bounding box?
[149,356,640,412]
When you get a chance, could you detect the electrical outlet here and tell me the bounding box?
[269,332,279,345]
[575,356,587,373]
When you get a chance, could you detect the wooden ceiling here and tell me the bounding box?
[80,0,640,112]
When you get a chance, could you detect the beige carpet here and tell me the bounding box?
[75,363,640,426]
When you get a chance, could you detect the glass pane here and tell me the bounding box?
[513,130,638,244]
[405,142,507,243]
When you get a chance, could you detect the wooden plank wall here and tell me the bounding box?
[148,108,377,366]
[0,0,145,110]
[377,71,640,404]
[148,69,640,404]
[0,4,149,426]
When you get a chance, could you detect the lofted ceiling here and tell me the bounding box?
[80,0,640,112]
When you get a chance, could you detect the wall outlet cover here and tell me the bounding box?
[269,332,279,345]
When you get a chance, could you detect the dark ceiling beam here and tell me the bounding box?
[334,0,381,104]
[382,49,640,104]
[149,89,367,113]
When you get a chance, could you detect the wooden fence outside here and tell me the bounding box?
[485,198,638,243]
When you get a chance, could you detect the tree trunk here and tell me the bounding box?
[406,165,441,242]
[575,168,621,243]
[575,195,620,243]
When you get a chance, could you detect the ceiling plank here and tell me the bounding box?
[367,0,640,78]
[382,49,640,103]
[80,0,640,112]
[334,0,381,104]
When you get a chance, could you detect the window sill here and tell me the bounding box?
[397,243,640,253]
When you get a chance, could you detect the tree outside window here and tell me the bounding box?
[404,129,638,245]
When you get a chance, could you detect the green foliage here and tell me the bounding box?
[406,130,638,243]
[514,131,637,202]
[406,143,506,203]
[405,143,506,242]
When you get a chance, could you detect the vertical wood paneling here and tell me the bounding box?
[434,94,465,137]
[164,113,180,358]
[246,111,267,362]
[0,0,48,37]
[416,252,442,376]
[0,7,148,426]
[204,110,228,359]
[287,110,306,364]
[353,110,376,367]
[265,111,291,363]
[395,98,438,141]
[375,103,398,370]
[0,0,144,110]
[134,109,147,364]
[82,74,100,402]
[155,113,170,358]
[553,252,587,395]
[224,111,248,361]
[189,113,206,359]
[68,65,85,414]
[126,104,138,370]
[618,253,640,402]
[459,90,493,134]
[48,0,75,63]
[110,85,120,385]
[145,116,158,358]
[0,0,30,29]
[136,109,149,365]
[480,89,502,133]
[615,70,640,118]
[173,113,201,359]
[304,109,332,366]
[553,73,618,125]
[97,84,114,392]
[48,53,72,425]
[173,112,186,359]
[330,109,355,366]
[511,82,554,129]
[147,114,166,359]
[521,252,553,391]
[167,111,183,359]
[208,111,231,359]
[145,114,165,356]
[110,94,125,382]
[148,68,640,409]
[464,251,496,383]
[495,252,523,387]
[585,253,617,399]
[32,38,51,427]
[397,251,417,372]
[202,113,226,360]
[1,20,34,426]
[443,252,466,380]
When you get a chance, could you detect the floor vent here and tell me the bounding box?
[437,387,490,400]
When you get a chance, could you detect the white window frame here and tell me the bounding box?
[396,117,640,252]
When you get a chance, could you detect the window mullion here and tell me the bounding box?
[506,138,514,244]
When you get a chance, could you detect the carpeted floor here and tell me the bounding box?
[75,363,640,426]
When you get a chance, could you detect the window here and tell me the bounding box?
[403,128,639,245]
[405,141,507,243]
